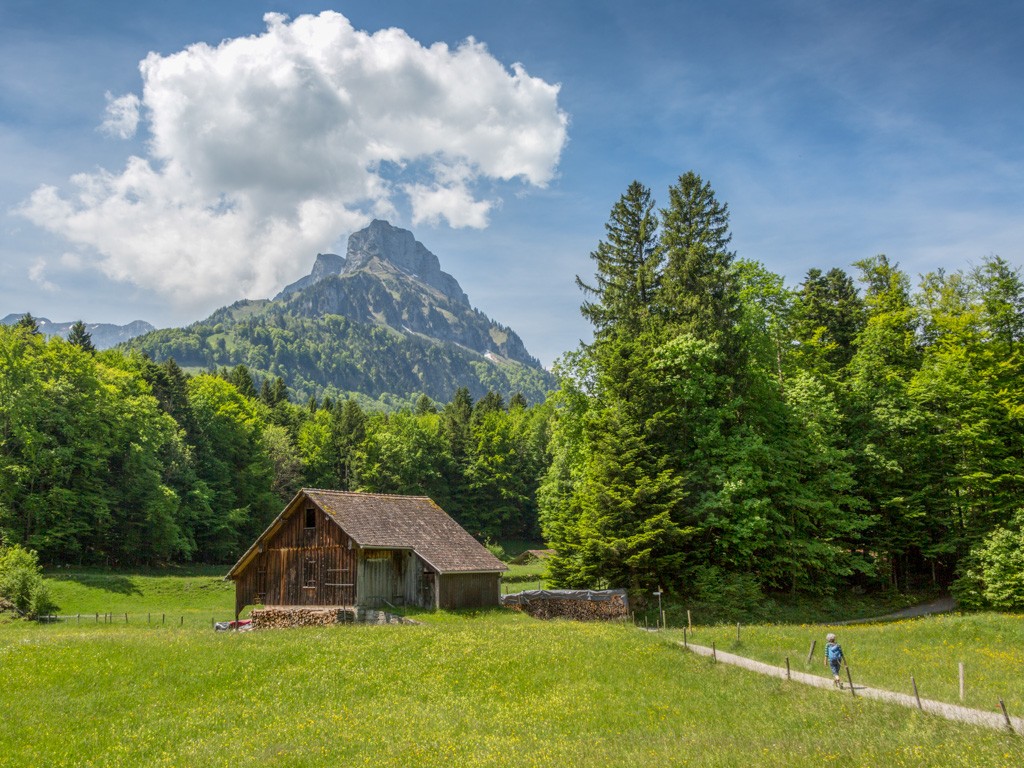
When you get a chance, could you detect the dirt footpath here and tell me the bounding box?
[830,596,958,625]
[680,640,1022,734]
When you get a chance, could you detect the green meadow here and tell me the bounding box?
[39,567,236,626]
[1,572,1021,767]
[674,612,1024,716]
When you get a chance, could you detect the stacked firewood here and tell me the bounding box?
[249,606,349,629]
[504,592,628,621]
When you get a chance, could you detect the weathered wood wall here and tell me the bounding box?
[355,549,430,608]
[234,503,357,615]
[437,573,500,610]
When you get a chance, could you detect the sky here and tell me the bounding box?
[2,0,1022,368]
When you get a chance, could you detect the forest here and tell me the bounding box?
[2,171,1022,609]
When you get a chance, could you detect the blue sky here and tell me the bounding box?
[2,1,1022,367]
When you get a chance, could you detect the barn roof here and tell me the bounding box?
[227,489,506,579]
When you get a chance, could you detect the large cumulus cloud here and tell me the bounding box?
[19,11,567,306]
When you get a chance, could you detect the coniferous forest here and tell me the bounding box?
[2,171,1023,609]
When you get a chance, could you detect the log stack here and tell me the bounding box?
[249,606,351,629]
[501,589,628,621]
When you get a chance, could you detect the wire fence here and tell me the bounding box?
[41,612,236,628]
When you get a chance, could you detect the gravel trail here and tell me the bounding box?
[680,640,1022,734]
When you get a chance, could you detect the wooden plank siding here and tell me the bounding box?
[234,504,357,616]
[437,572,501,610]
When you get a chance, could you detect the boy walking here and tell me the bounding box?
[825,632,845,688]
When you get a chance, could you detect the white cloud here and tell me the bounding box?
[404,160,495,228]
[19,11,567,307]
[28,258,57,291]
[405,180,494,229]
[58,251,86,270]
[101,91,141,139]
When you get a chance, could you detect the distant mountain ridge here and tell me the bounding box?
[0,314,154,349]
[125,220,553,405]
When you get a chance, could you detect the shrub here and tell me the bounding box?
[0,542,58,618]
[952,509,1024,610]
[684,565,773,624]
[484,538,507,562]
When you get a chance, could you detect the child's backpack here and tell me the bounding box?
[827,643,844,663]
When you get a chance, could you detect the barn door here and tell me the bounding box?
[362,556,396,607]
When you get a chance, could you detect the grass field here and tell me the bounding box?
[671,612,1024,716]
[1,570,1022,767]
[500,558,549,593]
[39,567,236,626]
[3,611,1024,767]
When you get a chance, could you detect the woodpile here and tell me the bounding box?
[249,606,352,629]
[501,589,628,621]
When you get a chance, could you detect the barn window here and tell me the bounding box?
[305,507,316,529]
[304,557,317,589]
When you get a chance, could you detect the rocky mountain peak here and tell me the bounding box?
[311,252,345,278]
[275,253,345,299]
[343,220,469,306]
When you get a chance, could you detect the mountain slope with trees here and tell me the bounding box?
[0,318,549,566]
[125,220,553,407]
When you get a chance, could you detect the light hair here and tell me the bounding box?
[826,633,837,642]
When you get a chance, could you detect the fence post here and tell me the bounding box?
[124,613,128,624]
[912,675,922,709]
[959,662,965,703]
[712,642,717,663]
[999,699,1013,732]
[687,610,692,631]
[846,666,855,697]
[785,657,790,680]
[736,622,741,643]
[806,639,817,664]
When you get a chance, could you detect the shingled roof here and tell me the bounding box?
[228,490,506,578]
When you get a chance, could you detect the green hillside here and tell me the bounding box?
[124,301,553,406]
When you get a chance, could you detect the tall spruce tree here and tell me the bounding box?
[545,180,692,590]
[658,171,745,374]
[576,181,661,339]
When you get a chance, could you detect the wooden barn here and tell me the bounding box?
[226,489,506,618]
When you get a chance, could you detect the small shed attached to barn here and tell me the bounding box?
[226,489,506,618]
